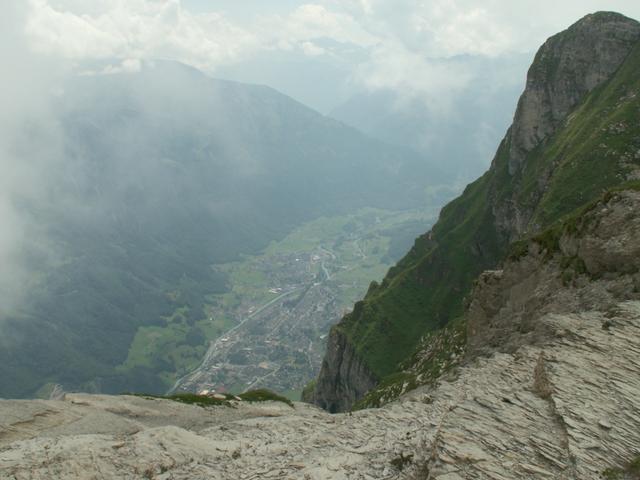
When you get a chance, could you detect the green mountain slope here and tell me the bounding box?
[312,11,640,412]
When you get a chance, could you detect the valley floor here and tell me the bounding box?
[2,301,639,479]
[167,207,438,397]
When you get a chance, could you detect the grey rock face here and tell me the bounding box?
[508,12,640,175]
[311,328,378,413]
[424,301,640,479]
[493,12,640,242]
[468,190,640,356]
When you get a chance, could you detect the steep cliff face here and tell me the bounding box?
[313,11,640,412]
[508,12,640,175]
[498,11,640,238]
[310,330,378,413]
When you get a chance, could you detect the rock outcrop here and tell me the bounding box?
[468,189,640,356]
[497,11,640,238]
[508,12,640,175]
[422,300,640,479]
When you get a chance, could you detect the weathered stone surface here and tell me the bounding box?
[2,297,640,479]
[468,190,640,357]
[429,300,640,479]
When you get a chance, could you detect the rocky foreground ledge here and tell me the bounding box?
[4,190,640,479]
[2,300,639,479]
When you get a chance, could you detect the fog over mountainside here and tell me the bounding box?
[0,59,449,398]
[0,3,60,318]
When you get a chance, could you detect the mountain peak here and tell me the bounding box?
[574,10,639,27]
[507,10,640,175]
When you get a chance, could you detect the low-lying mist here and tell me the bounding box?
[0,2,67,319]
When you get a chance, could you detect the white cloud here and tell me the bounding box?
[0,1,66,316]
[341,0,640,57]
[27,0,128,58]
[24,1,381,71]
[353,40,475,111]
[26,0,259,71]
[279,4,377,47]
[23,1,640,66]
[333,0,640,106]
[408,2,511,57]
[18,0,640,111]
[79,58,142,76]
[301,41,326,56]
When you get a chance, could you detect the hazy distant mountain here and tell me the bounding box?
[330,54,532,181]
[0,60,446,398]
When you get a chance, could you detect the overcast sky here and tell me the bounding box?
[21,1,640,111]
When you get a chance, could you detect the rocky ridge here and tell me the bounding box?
[2,302,639,479]
[498,11,640,237]
[468,189,640,356]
